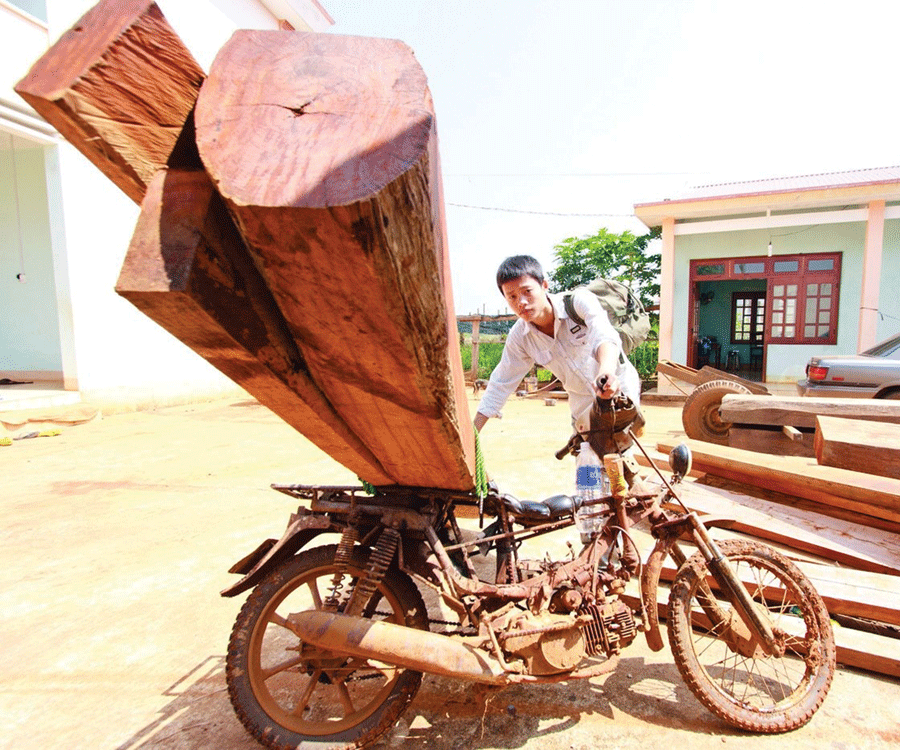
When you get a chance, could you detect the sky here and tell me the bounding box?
[322,0,900,315]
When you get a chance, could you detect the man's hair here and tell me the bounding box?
[496,255,545,291]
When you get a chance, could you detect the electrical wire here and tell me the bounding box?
[447,202,633,218]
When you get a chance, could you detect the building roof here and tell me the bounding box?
[634,166,900,227]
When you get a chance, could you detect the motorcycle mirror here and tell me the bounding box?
[669,443,693,479]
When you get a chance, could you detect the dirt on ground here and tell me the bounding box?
[1,393,898,749]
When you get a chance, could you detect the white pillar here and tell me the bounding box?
[657,217,677,394]
[858,200,885,352]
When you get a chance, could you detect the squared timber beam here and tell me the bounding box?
[15,0,204,203]
[116,168,392,485]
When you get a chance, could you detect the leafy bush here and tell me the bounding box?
[628,340,659,382]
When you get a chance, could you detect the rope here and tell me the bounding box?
[474,428,489,500]
[359,431,488,499]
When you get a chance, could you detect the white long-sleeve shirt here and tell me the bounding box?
[477,288,640,433]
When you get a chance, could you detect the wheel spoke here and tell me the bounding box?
[335,678,356,715]
[307,579,323,610]
[269,610,303,637]
[261,653,307,680]
[290,668,323,717]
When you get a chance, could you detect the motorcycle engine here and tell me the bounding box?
[580,599,638,656]
[501,612,586,675]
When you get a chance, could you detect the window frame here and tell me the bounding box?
[731,291,766,345]
[690,252,841,346]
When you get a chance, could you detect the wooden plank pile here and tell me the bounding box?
[720,393,900,460]
[16,0,476,490]
[648,409,900,679]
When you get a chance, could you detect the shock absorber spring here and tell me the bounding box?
[325,523,359,611]
[343,526,401,618]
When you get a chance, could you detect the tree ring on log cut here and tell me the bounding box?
[682,379,752,444]
[195,31,434,208]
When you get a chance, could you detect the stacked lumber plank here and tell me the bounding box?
[649,428,900,679]
[815,415,900,479]
[720,394,900,458]
[658,438,900,529]
[17,1,476,490]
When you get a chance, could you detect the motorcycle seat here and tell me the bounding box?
[500,493,578,525]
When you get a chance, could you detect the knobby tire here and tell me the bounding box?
[226,544,429,749]
[668,539,835,733]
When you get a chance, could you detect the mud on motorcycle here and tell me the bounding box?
[221,403,836,748]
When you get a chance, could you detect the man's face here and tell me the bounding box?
[501,275,551,324]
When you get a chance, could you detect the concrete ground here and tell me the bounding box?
[1,393,898,749]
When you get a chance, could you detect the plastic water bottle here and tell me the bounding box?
[575,441,610,543]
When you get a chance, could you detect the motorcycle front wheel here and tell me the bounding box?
[226,544,429,749]
[668,539,836,733]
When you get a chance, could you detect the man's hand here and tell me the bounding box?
[594,341,621,399]
[594,372,619,399]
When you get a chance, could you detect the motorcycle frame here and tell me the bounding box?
[223,472,781,664]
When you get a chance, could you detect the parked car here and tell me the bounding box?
[797,332,900,398]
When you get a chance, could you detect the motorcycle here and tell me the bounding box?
[221,399,835,748]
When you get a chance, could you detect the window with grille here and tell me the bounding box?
[732,292,766,344]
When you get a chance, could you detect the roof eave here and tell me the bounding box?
[634,179,900,228]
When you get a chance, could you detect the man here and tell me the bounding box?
[474,255,640,436]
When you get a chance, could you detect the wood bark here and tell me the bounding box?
[815,415,900,480]
[15,0,204,203]
[116,169,392,484]
[195,31,475,489]
[657,439,900,526]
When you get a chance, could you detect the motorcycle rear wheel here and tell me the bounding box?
[668,540,835,733]
[226,544,429,749]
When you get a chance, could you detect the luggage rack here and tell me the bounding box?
[271,482,484,510]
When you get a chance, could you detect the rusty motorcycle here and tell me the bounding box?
[221,402,835,748]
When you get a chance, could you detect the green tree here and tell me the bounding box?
[547,226,661,310]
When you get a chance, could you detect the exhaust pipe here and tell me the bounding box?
[292,610,510,685]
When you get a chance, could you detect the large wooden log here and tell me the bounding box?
[195,31,475,490]
[657,439,900,525]
[728,426,815,457]
[815,415,900,480]
[116,169,392,485]
[15,0,203,203]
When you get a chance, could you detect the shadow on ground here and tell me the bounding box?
[119,653,736,750]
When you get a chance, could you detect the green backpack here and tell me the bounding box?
[562,279,650,355]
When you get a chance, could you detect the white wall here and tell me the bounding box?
[673,221,867,384]
[34,0,319,406]
[0,136,62,375]
[878,218,900,343]
[1,2,48,97]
